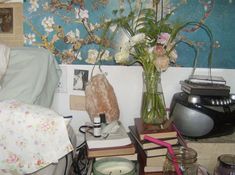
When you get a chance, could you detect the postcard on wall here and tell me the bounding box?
[72,69,89,94]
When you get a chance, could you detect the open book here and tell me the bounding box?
[85,121,131,149]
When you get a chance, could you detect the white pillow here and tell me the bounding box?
[0,44,10,81]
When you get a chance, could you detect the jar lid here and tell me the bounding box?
[94,117,101,123]
[218,154,235,168]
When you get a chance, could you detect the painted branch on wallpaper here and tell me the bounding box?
[23,0,235,68]
[24,0,115,64]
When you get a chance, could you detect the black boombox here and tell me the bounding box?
[170,92,235,138]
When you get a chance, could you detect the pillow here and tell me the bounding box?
[0,47,61,107]
[0,44,10,82]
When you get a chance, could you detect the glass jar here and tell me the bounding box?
[163,146,201,175]
[93,157,135,175]
[214,154,235,175]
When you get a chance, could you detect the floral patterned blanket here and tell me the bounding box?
[0,100,74,174]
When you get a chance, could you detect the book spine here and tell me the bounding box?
[129,130,147,174]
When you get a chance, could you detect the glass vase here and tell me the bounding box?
[141,71,167,125]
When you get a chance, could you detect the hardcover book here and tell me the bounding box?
[87,142,136,158]
[144,171,163,175]
[95,152,138,161]
[180,80,230,96]
[129,125,178,150]
[145,148,168,157]
[129,127,166,174]
[144,167,164,174]
[134,118,177,141]
[188,75,226,85]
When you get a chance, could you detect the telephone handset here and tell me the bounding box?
[101,120,120,138]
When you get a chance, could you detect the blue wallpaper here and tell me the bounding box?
[23,0,235,69]
[171,0,235,69]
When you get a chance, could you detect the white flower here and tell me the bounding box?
[101,50,111,61]
[129,33,146,46]
[109,24,117,32]
[75,29,80,39]
[88,23,94,31]
[41,17,55,33]
[86,49,99,64]
[76,51,82,60]
[75,8,79,19]
[75,8,89,20]
[29,0,39,12]
[166,42,178,63]
[42,2,50,11]
[169,49,178,63]
[114,50,130,64]
[24,33,36,45]
[67,30,76,39]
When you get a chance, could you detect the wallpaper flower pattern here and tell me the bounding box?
[23,0,235,68]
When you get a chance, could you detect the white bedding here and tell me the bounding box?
[0,45,74,175]
[0,47,61,107]
[0,100,74,175]
[0,44,10,83]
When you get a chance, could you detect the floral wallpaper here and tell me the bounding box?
[23,0,235,68]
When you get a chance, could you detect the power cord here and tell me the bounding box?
[79,125,93,135]
[70,134,91,175]
[64,154,68,175]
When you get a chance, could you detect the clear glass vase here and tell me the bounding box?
[141,71,167,125]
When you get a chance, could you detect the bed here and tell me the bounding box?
[0,44,76,175]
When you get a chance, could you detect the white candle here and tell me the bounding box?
[94,157,135,175]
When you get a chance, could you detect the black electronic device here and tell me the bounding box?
[169,92,235,138]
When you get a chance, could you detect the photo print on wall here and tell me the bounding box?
[73,69,89,91]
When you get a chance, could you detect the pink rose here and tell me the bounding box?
[157,32,170,45]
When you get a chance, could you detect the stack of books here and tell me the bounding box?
[129,118,179,175]
[85,121,136,160]
[180,74,230,96]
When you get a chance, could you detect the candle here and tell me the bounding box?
[93,157,135,175]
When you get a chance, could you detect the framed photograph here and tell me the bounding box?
[73,69,89,91]
[0,7,13,33]
[0,3,23,47]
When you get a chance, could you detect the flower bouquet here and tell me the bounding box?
[104,1,213,125]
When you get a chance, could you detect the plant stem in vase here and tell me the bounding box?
[141,71,167,125]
